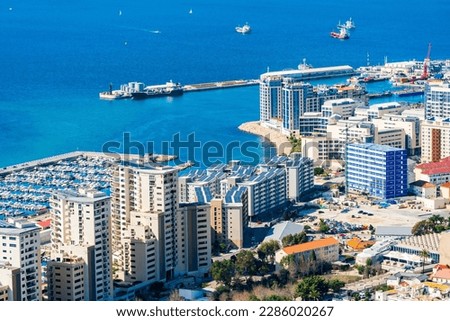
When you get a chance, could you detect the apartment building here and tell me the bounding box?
[321,98,364,119]
[48,188,112,301]
[355,102,404,121]
[421,117,450,163]
[0,219,41,301]
[414,157,450,185]
[425,82,450,119]
[275,237,339,264]
[346,143,408,199]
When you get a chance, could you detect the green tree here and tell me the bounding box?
[314,167,325,176]
[295,276,330,301]
[282,232,307,247]
[210,259,235,286]
[328,279,345,293]
[258,240,280,264]
[235,250,259,276]
[319,219,329,233]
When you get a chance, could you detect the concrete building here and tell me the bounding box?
[0,219,41,301]
[321,98,363,119]
[209,186,249,249]
[355,102,404,121]
[441,182,450,199]
[176,203,211,277]
[0,264,21,301]
[421,117,450,163]
[409,180,437,198]
[425,82,450,119]
[48,189,112,301]
[372,114,421,156]
[346,143,408,199]
[111,161,179,283]
[263,221,304,245]
[374,128,405,150]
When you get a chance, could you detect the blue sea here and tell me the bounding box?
[0,0,449,168]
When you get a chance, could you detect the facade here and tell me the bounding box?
[374,128,405,149]
[439,232,450,265]
[421,117,450,163]
[0,219,41,301]
[321,98,363,119]
[176,204,211,277]
[346,143,408,199]
[49,189,112,301]
[355,102,404,121]
[0,264,21,301]
[425,83,450,119]
[209,186,249,249]
[111,161,178,283]
[372,114,421,156]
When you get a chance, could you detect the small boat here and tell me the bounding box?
[298,58,313,70]
[235,23,251,34]
[189,8,193,14]
[330,26,349,40]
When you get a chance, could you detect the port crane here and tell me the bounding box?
[421,43,432,79]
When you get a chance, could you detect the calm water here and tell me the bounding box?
[0,0,449,167]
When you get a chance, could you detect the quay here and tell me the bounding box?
[182,79,258,92]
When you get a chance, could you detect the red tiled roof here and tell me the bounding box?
[416,157,450,175]
[432,269,450,280]
[283,237,338,254]
[37,219,51,229]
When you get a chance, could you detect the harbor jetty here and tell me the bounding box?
[183,79,258,92]
[238,121,292,155]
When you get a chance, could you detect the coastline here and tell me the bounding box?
[238,121,292,155]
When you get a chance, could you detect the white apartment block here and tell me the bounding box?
[49,189,112,301]
[0,219,41,301]
[111,162,178,283]
[321,98,364,119]
[425,82,450,119]
[355,102,404,121]
[421,117,450,163]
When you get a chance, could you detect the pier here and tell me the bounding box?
[182,79,258,92]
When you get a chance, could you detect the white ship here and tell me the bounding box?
[235,23,251,34]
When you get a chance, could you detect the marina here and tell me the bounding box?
[0,152,186,219]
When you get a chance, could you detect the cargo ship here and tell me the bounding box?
[113,80,184,100]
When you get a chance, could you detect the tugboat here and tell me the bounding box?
[330,26,349,40]
[235,23,251,34]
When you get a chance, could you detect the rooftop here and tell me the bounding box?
[260,65,354,81]
[263,221,304,243]
[416,156,450,175]
[283,237,338,255]
[375,226,413,237]
[410,180,436,188]
[348,143,405,153]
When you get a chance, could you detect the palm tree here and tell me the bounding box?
[419,249,430,274]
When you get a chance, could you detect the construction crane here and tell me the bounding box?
[421,43,432,79]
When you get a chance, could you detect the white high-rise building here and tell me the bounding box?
[112,161,210,283]
[425,83,450,119]
[48,189,112,301]
[0,219,41,301]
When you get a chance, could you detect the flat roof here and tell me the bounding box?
[260,65,354,80]
[348,143,405,152]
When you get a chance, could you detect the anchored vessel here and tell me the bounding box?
[330,26,349,40]
[235,23,251,34]
[99,84,132,100]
